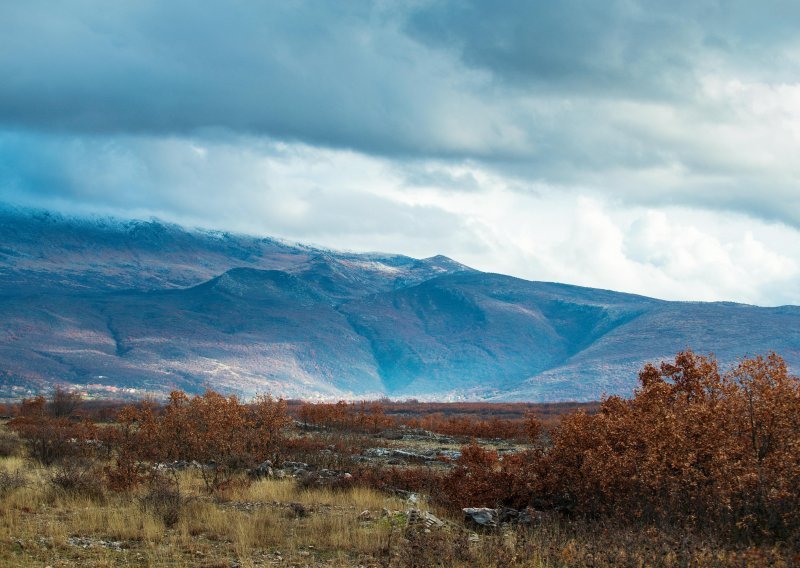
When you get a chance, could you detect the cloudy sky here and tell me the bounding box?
[1,1,799,306]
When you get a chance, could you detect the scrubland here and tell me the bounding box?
[1,350,799,567]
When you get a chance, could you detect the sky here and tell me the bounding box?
[1,1,799,306]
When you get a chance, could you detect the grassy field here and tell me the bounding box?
[1,419,796,568]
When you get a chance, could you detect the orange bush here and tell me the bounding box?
[386,351,800,543]
[8,390,97,465]
[108,390,291,491]
[352,463,444,498]
[440,443,543,510]
[401,414,528,441]
[299,400,394,432]
[545,351,800,539]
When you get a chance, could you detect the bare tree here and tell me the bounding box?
[48,386,83,418]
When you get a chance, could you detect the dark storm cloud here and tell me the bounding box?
[0,1,524,158]
[1,1,798,160]
[407,0,695,100]
[1,0,800,233]
[3,1,796,133]
[406,0,800,95]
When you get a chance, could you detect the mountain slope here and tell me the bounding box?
[0,206,470,296]
[338,273,643,395]
[1,206,798,401]
[340,273,800,399]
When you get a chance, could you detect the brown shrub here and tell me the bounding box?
[0,430,23,457]
[49,460,106,501]
[299,400,395,433]
[545,351,800,539]
[138,473,184,528]
[8,414,97,464]
[7,390,98,464]
[297,470,355,492]
[352,464,444,499]
[400,414,528,441]
[364,351,800,545]
[0,469,28,496]
[440,444,543,511]
[111,390,292,492]
[47,386,84,418]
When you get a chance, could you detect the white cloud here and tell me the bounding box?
[2,130,799,307]
[2,0,800,309]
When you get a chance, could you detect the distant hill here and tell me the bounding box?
[1,205,798,401]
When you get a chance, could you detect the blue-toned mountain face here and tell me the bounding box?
[1,206,798,401]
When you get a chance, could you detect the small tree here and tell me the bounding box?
[48,386,83,418]
[8,390,96,465]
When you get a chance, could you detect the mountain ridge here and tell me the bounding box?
[1,205,798,402]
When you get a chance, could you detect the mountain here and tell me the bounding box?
[1,205,798,401]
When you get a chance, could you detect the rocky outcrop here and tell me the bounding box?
[462,507,539,528]
[361,447,461,462]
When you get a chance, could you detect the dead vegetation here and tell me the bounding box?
[0,351,799,566]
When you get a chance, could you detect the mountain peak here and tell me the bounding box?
[420,254,474,271]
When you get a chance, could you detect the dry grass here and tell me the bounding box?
[0,430,23,457]
[234,477,411,510]
[0,420,797,567]
[0,447,419,566]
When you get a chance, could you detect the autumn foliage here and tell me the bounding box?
[109,391,292,491]
[297,399,542,441]
[401,414,529,441]
[542,351,800,538]
[5,350,800,545]
[7,389,97,464]
[5,389,292,492]
[298,400,394,432]
[368,351,800,542]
